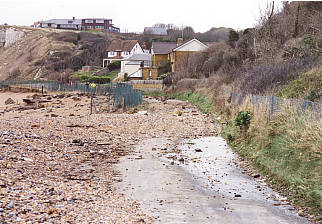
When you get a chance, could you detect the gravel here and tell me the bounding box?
[0,92,218,223]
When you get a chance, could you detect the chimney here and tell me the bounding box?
[73,17,75,20]
[141,42,147,50]
[177,38,183,45]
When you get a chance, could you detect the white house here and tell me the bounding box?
[40,18,82,30]
[103,39,144,67]
[120,53,152,78]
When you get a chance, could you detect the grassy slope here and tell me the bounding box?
[277,66,322,100]
[222,110,322,216]
[105,70,119,81]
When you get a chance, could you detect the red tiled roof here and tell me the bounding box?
[107,39,138,52]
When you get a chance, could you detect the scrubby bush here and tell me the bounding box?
[88,76,110,84]
[157,60,171,76]
[235,111,252,128]
[48,32,78,44]
[108,61,121,70]
[239,56,320,94]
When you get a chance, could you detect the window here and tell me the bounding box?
[96,19,104,23]
[68,21,73,24]
[95,26,104,29]
[85,19,93,23]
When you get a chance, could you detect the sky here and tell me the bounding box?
[0,0,282,33]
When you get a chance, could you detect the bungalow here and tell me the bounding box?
[150,38,207,73]
[103,40,144,67]
[40,18,81,30]
[169,38,208,72]
[150,42,177,67]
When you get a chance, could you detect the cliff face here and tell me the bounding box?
[0,27,109,81]
[0,27,25,48]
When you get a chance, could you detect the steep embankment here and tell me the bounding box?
[0,26,109,81]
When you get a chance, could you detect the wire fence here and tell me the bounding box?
[229,91,321,120]
[0,80,142,110]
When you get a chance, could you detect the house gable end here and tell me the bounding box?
[173,39,207,52]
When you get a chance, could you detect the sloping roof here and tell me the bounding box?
[107,40,138,52]
[172,38,208,51]
[126,53,152,61]
[40,19,82,25]
[144,27,167,35]
[151,42,177,54]
[83,18,111,20]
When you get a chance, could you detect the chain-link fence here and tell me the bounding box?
[0,80,142,111]
[229,91,321,120]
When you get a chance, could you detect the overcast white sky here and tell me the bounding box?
[0,0,282,33]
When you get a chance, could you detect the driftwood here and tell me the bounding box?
[23,98,52,104]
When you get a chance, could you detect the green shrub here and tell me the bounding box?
[88,76,110,84]
[306,90,321,102]
[235,111,252,128]
[108,61,121,70]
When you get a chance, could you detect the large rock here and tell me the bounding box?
[5,98,15,105]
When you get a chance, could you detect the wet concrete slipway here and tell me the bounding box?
[115,136,311,224]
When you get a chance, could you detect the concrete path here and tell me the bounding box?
[115,137,311,224]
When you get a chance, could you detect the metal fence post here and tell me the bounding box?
[269,95,275,120]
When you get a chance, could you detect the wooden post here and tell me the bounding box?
[122,95,126,112]
[90,94,93,115]
[41,85,44,95]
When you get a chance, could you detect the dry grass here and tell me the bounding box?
[223,102,322,216]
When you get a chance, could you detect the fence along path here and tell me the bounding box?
[229,91,321,120]
[0,80,142,110]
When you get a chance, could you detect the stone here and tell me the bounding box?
[5,98,15,105]
[138,111,148,115]
[8,202,14,208]
[72,97,81,101]
[173,108,182,116]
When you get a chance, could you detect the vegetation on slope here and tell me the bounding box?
[277,66,322,101]
[222,108,322,217]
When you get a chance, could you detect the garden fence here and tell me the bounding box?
[0,80,142,110]
[228,91,321,120]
